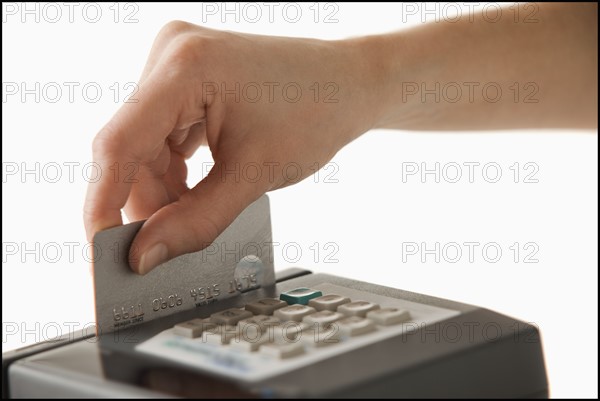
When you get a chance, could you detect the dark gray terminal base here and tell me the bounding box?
[3,270,548,398]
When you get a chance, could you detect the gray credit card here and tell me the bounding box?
[92,195,275,334]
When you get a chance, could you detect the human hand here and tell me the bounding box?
[84,22,378,275]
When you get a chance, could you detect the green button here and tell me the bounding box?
[280,288,323,305]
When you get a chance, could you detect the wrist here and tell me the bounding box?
[341,32,423,130]
[338,34,401,131]
[332,36,390,135]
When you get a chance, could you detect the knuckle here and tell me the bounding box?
[91,134,111,157]
[176,194,224,249]
[91,116,134,159]
[192,216,222,250]
[82,201,99,222]
[169,34,208,65]
[157,20,194,41]
[91,129,120,159]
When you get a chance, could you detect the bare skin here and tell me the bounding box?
[84,3,597,275]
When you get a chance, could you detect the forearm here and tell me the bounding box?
[351,2,597,131]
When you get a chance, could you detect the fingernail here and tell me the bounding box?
[138,243,168,275]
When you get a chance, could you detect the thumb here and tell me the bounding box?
[129,163,264,275]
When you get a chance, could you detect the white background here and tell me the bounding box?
[2,2,597,398]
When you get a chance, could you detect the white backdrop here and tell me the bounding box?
[2,2,597,398]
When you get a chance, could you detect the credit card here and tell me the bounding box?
[93,195,275,334]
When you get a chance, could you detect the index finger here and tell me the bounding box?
[84,78,181,241]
